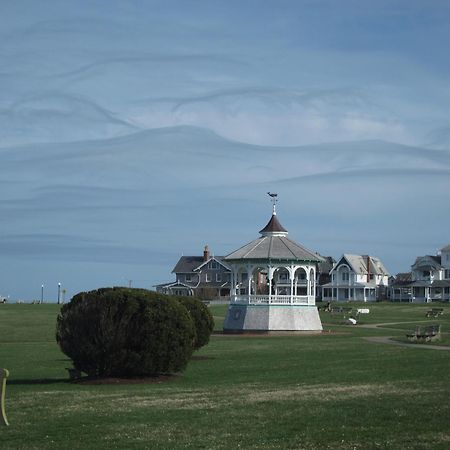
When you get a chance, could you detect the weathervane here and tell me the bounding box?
[267,192,278,215]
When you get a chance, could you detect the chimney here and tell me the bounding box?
[203,245,210,262]
[366,255,371,283]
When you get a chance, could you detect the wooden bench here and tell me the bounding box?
[1,368,9,426]
[330,307,353,317]
[426,308,444,318]
[407,325,441,342]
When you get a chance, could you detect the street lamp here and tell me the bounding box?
[41,284,44,304]
[57,282,61,304]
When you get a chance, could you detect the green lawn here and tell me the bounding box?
[1,302,450,449]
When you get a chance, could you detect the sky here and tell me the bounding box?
[1,0,450,301]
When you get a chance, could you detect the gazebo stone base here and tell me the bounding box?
[223,304,323,333]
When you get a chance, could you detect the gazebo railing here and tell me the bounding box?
[231,295,315,305]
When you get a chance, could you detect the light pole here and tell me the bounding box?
[57,282,61,304]
[41,284,44,304]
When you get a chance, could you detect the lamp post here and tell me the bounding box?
[41,284,44,304]
[57,282,61,304]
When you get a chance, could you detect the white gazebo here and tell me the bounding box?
[223,196,323,332]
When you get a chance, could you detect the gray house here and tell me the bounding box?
[390,245,450,302]
[155,246,231,299]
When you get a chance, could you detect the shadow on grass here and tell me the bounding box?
[8,378,68,385]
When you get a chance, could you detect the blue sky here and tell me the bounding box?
[1,0,449,301]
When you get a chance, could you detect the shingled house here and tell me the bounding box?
[155,246,231,299]
[390,244,450,302]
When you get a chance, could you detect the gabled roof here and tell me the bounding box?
[333,254,390,276]
[412,255,442,270]
[172,255,230,273]
[194,256,231,272]
[390,272,412,286]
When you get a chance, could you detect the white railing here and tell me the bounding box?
[231,295,315,306]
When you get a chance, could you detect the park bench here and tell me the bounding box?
[406,325,441,342]
[1,368,9,426]
[330,307,353,318]
[426,308,444,318]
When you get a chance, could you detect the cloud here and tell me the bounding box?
[0,93,137,147]
[0,233,165,265]
[126,88,414,146]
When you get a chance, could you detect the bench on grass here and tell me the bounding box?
[1,368,9,426]
[426,308,444,318]
[330,307,353,317]
[406,325,441,342]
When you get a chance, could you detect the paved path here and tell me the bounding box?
[358,320,425,330]
[363,336,450,350]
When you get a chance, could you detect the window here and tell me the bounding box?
[241,272,248,281]
[216,273,222,282]
[423,270,430,277]
[445,270,450,279]
[206,273,211,282]
[208,260,219,270]
[185,274,192,282]
[342,272,349,281]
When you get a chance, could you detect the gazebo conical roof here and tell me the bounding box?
[225,212,323,262]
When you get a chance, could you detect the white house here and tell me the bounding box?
[321,254,390,302]
[390,244,450,302]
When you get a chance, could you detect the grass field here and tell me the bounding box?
[1,302,449,449]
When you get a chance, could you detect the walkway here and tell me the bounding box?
[363,336,450,351]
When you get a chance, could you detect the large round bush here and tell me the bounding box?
[56,287,195,377]
[173,296,214,350]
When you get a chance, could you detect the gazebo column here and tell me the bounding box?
[306,267,311,298]
[268,266,275,303]
[310,267,316,300]
[289,265,295,304]
[247,264,252,297]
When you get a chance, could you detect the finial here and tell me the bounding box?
[267,192,278,215]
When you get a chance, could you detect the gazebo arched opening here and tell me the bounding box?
[294,267,308,296]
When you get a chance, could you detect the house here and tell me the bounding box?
[389,272,412,302]
[315,256,336,299]
[321,254,390,302]
[390,244,450,302]
[155,245,231,299]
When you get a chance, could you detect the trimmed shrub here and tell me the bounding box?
[174,296,214,350]
[56,287,195,378]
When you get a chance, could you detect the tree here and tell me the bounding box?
[173,296,214,350]
[56,287,195,378]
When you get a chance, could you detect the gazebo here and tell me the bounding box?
[223,195,323,332]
